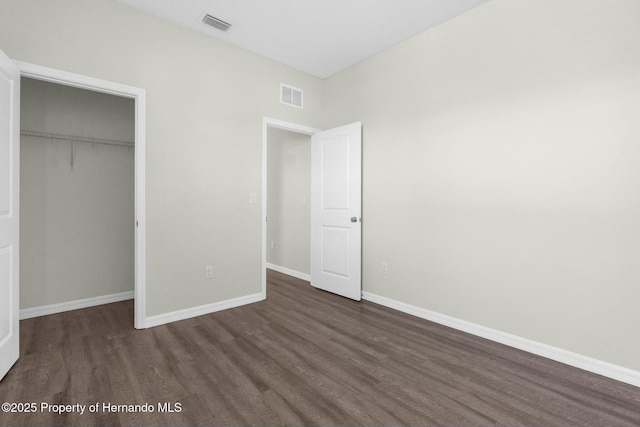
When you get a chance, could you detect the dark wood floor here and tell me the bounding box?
[1,270,639,426]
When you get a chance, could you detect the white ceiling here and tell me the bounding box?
[118,0,489,79]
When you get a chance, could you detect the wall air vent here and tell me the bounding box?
[202,14,231,32]
[280,84,303,109]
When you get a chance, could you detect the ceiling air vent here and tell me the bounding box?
[281,84,303,109]
[202,14,231,32]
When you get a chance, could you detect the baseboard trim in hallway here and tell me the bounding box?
[266,263,310,282]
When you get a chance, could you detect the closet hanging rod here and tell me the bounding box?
[20,129,134,148]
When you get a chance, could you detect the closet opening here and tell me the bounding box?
[17,62,146,328]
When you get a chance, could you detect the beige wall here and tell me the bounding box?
[20,78,134,308]
[323,0,640,371]
[267,128,311,275]
[0,0,323,316]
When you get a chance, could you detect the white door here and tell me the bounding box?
[0,50,20,381]
[311,122,362,300]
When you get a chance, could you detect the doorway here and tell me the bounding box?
[20,77,134,322]
[261,118,363,301]
[266,127,312,280]
[17,61,147,329]
[261,118,319,297]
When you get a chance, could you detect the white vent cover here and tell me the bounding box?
[280,84,303,108]
[202,14,231,32]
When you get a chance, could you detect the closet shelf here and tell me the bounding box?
[20,129,134,148]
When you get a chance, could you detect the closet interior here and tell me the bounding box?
[20,77,135,314]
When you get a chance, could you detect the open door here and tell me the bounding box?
[311,122,362,300]
[0,49,20,381]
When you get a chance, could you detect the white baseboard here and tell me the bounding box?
[145,293,264,328]
[266,263,310,282]
[20,291,134,320]
[362,291,640,389]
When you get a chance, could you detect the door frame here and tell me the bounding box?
[261,117,319,297]
[17,61,147,329]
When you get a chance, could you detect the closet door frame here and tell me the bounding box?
[17,61,147,329]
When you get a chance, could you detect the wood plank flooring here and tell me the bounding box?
[1,269,639,426]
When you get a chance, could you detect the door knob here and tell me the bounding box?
[350,216,360,223]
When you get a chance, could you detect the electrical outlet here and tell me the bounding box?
[205,266,213,279]
[381,262,389,275]
[271,241,275,249]
[249,192,257,204]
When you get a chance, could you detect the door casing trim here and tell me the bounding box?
[17,61,147,329]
